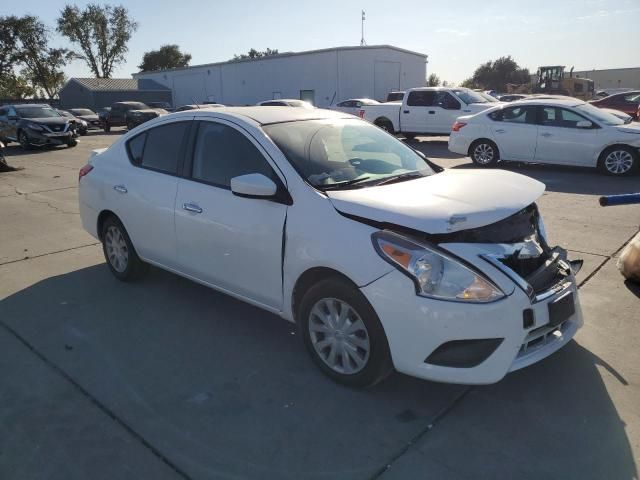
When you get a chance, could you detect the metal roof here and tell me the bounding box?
[162,106,353,125]
[132,45,427,77]
[66,78,170,91]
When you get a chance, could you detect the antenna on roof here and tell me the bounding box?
[360,10,366,46]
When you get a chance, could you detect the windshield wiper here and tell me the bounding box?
[317,177,371,191]
[372,171,425,186]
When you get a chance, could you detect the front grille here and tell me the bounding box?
[518,320,570,356]
[45,123,66,132]
[498,248,570,294]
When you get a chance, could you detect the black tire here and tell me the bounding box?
[101,215,148,281]
[404,133,416,141]
[104,123,111,133]
[67,138,78,148]
[18,131,32,151]
[375,118,395,135]
[126,121,134,131]
[598,145,638,176]
[298,277,393,388]
[469,139,499,167]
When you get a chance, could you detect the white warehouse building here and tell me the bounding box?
[132,45,427,108]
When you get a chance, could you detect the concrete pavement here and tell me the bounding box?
[0,134,638,479]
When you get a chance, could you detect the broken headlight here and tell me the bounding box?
[372,231,505,303]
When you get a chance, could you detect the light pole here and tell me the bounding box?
[360,10,366,46]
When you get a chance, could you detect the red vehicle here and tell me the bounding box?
[590,90,640,119]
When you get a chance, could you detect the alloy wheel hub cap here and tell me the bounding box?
[605,150,633,174]
[474,144,493,164]
[105,225,129,272]
[308,298,370,375]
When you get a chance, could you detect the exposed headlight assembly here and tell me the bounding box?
[372,230,505,303]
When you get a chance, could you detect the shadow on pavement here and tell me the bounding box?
[1,263,636,479]
[624,279,640,298]
[0,264,462,480]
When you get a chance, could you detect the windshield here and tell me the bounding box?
[479,92,500,103]
[122,102,148,110]
[451,89,488,104]
[576,103,625,126]
[70,109,94,116]
[264,118,434,189]
[16,106,61,118]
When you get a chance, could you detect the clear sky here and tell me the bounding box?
[10,0,640,84]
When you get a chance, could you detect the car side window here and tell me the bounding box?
[540,107,560,126]
[490,106,535,123]
[434,92,461,110]
[126,121,190,174]
[191,121,276,189]
[407,91,436,107]
[540,107,588,128]
[558,108,588,128]
[0,108,6,121]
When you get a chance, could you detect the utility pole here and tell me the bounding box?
[360,10,366,46]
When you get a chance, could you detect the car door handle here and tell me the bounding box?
[182,202,203,214]
[495,129,506,133]
[113,185,127,193]
[540,132,553,138]
[403,110,410,114]
[428,111,436,114]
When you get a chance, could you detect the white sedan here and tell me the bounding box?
[331,98,379,116]
[79,107,582,387]
[448,98,640,176]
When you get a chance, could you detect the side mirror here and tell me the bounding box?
[230,173,277,199]
[576,120,593,128]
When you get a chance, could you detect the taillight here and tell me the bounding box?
[358,109,365,118]
[452,121,467,132]
[79,164,93,182]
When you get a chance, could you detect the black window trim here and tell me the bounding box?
[125,118,193,177]
[183,118,292,205]
[536,105,601,130]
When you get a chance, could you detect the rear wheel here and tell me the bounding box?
[374,118,395,134]
[470,139,498,167]
[101,216,148,281]
[299,277,393,388]
[404,133,416,141]
[126,120,135,131]
[599,146,637,176]
[66,138,77,148]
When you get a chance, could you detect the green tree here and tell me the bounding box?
[16,16,72,99]
[0,74,36,99]
[57,4,138,78]
[427,73,441,87]
[232,48,279,60]
[0,16,25,76]
[139,44,191,72]
[459,78,476,88]
[469,56,529,91]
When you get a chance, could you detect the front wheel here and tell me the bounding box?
[299,277,393,388]
[18,131,32,150]
[67,138,78,148]
[101,216,148,281]
[470,139,498,167]
[103,122,111,133]
[374,118,395,135]
[599,146,638,176]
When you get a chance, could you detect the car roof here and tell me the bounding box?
[172,106,353,125]
[508,97,585,107]
[10,103,51,108]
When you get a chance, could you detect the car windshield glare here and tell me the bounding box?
[452,89,488,104]
[264,118,433,189]
[576,103,624,126]
[17,106,61,118]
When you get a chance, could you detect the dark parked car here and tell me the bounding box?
[146,101,173,111]
[57,109,88,135]
[0,104,78,150]
[69,108,101,131]
[101,101,167,132]
[591,91,640,119]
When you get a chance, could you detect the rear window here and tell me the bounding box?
[407,91,436,107]
[126,121,190,174]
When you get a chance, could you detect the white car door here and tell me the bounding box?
[488,105,538,161]
[111,119,191,268]
[432,91,464,133]
[401,91,438,134]
[534,106,602,166]
[174,119,288,310]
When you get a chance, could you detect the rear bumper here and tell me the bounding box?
[360,269,582,385]
[448,133,471,156]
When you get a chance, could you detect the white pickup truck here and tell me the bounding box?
[359,87,498,138]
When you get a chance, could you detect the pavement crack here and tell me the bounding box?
[369,387,472,480]
[0,242,100,266]
[578,230,639,289]
[0,320,192,480]
[13,188,78,215]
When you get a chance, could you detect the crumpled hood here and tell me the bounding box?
[27,117,69,125]
[327,169,545,234]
